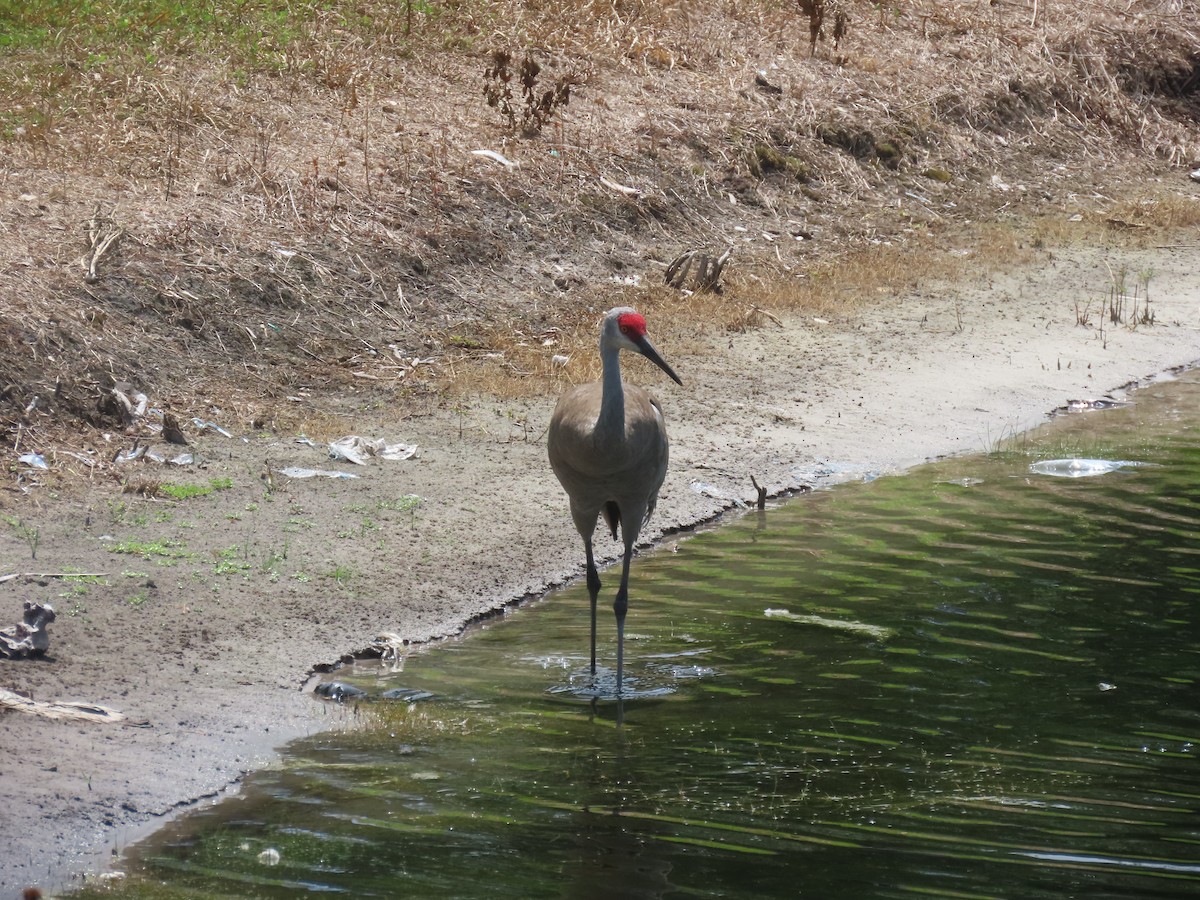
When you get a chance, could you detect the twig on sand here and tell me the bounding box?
[753,305,784,328]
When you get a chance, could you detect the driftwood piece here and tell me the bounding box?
[665,247,733,293]
[0,688,127,724]
[0,602,55,659]
[107,383,149,427]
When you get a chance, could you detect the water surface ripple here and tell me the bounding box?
[78,375,1200,899]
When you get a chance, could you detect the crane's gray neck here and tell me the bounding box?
[596,340,625,439]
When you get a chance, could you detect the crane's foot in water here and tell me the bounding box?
[549,665,674,701]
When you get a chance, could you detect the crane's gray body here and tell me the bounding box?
[546,307,681,701]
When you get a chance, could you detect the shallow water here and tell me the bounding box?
[77,373,1200,899]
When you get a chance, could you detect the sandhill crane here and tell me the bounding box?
[548,307,682,698]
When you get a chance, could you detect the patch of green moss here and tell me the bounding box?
[819,125,906,169]
[818,125,876,160]
[749,144,811,183]
[874,141,902,169]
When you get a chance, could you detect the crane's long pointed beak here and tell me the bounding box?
[634,335,683,386]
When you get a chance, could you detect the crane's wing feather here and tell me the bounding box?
[548,382,671,542]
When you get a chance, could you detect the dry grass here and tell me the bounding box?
[1,0,1198,467]
[1102,190,1200,230]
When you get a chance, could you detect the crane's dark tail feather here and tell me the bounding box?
[603,501,621,541]
[644,493,659,528]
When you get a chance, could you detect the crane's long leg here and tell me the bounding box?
[584,540,601,677]
[613,541,635,696]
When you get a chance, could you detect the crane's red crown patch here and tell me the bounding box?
[617,311,647,337]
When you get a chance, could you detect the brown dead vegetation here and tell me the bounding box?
[1,0,1198,484]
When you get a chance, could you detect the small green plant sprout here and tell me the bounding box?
[260,542,289,575]
[1100,261,1155,328]
[4,514,41,559]
[57,572,106,600]
[1135,265,1155,326]
[213,546,251,576]
[378,495,422,512]
[324,564,355,586]
[159,483,210,500]
[109,539,190,561]
[59,582,89,600]
[451,404,468,440]
[63,573,106,584]
[159,476,234,500]
[1105,264,1130,324]
[379,494,422,529]
[126,589,150,608]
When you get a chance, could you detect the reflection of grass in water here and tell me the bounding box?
[986,399,1166,465]
[352,703,473,743]
[986,428,1127,463]
[72,883,192,899]
[994,434,1137,463]
[340,645,1023,836]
